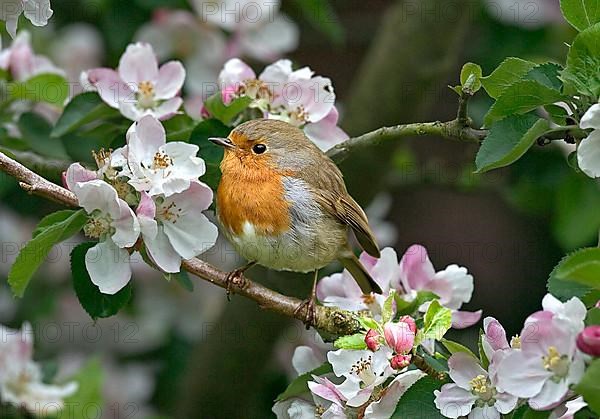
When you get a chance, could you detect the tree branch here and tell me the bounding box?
[327,119,487,163]
[0,151,361,337]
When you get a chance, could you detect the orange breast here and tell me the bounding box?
[217,152,291,236]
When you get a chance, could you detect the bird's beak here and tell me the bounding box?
[209,137,235,149]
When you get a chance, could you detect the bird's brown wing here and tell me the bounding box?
[314,189,381,258]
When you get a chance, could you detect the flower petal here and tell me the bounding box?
[64,163,97,191]
[528,378,569,411]
[85,240,132,294]
[218,58,256,90]
[154,97,183,120]
[155,61,185,100]
[110,199,140,248]
[22,0,53,27]
[145,225,182,273]
[580,103,600,130]
[496,350,551,398]
[452,310,482,329]
[399,244,435,292]
[238,15,299,62]
[291,346,322,375]
[118,42,159,86]
[434,384,476,419]
[86,68,132,109]
[363,370,425,419]
[577,129,600,178]
[448,352,487,390]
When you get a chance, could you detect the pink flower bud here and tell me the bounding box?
[399,315,417,334]
[384,321,415,354]
[390,354,412,370]
[365,329,380,352]
[577,326,600,357]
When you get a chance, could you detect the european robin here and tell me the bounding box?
[210,119,383,321]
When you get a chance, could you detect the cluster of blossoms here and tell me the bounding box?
[0,0,53,38]
[64,115,218,294]
[0,323,77,414]
[215,58,348,151]
[275,245,599,419]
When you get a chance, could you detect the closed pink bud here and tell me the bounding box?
[384,321,415,354]
[577,326,600,357]
[390,354,412,370]
[365,329,380,352]
[399,315,417,333]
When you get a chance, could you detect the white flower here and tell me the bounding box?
[327,348,394,407]
[124,116,205,197]
[435,352,518,419]
[136,183,218,273]
[72,179,140,294]
[577,103,600,178]
[0,323,77,414]
[83,42,185,121]
[0,0,53,38]
[0,31,64,81]
[363,370,425,419]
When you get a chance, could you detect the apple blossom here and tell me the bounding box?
[365,329,381,352]
[576,103,600,178]
[362,370,425,419]
[434,352,518,419]
[124,115,205,197]
[83,43,185,121]
[0,31,64,81]
[384,321,415,354]
[0,323,77,414]
[327,348,394,407]
[136,183,218,273]
[0,0,53,38]
[71,179,140,294]
[399,244,482,329]
[576,326,600,357]
[390,354,412,370]
[496,308,586,410]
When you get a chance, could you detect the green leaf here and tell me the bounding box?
[460,62,482,93]
[358,316,380,331]
[275,363,332,402]
[334,333,368,350]
[51,92,120,138]
[33,210,81,238]
[586,307,600,325]
[17,112,69,159]
[575,359,600,415]
[289,0,344,44]
[163,114,197,142]
[174,270,194,292]
[512,405,552,419]
[545,104,569,126]
[478,330,490,369]
[71,242,133,319]
[64,358,104,417]
[552,247,600,290]
[524,63,564,90]
[562,23,600,97]
[560,0,600,31]
[441,339,477,358]
[391,376,446,419]
[481,57,537,99]
[8,210,87,297]
[189,119,231,190]
[204,94,252,125]
[8,73,69,105]
[483,80,565,126]
[417,300,452,343]
[394,290,438,317]
[382,289,396,324]
[475,114,550,173]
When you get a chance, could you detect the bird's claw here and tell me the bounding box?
[294,298,317,329]
[224,269,247,301]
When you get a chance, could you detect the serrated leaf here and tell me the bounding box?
[8,73,69,105]
[552,247,600,290]
[418,300,452,343]
[64,357,104,416]
[275,363,332,402]
[52,92,120,138]
[476,114,550,173]
[483,80,565,126]
[481,57,537,99]
[334,333,367,350]
[560,0,600,31]
[358,316,379,331]
[18,112,68,159]
[8,210,87,297]
[441,339,477,358]
[163,114,197,142]
[524,63,564,90]
[71,242,132,319]
[394,290,438,317]
[391,376,446,419]
[460,62,482,93]
[204,94,252,125]
[189,119,231,190]
[545,104,569,126]
[562,23,600,97]
[33,210,80,238]
[575,359,600,415]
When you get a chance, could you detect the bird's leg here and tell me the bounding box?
[294,270,319,329]
[225,261,256,300]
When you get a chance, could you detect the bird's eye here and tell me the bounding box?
[252,144,267,154]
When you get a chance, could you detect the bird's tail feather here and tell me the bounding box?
[339,253,383,295]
